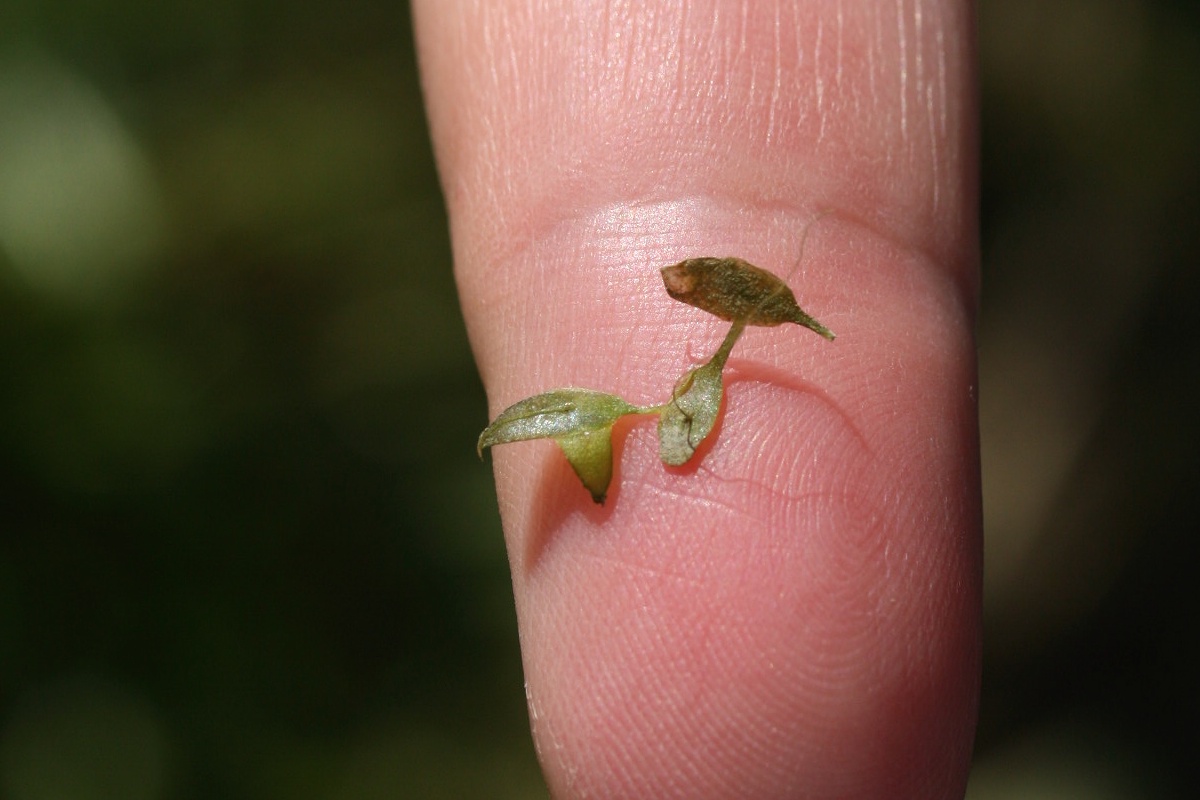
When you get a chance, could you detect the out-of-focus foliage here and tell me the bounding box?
[0,2,543,798]
[972,0,1200,797]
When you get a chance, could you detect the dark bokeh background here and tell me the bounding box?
[0,2,1196,798]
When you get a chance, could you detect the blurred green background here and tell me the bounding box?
[0,1,1196,798]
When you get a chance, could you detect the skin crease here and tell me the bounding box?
[414,1,980,798]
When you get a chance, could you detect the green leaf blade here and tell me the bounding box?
[477,388,640,504]
[657,359,725,467]
[556,429,616,504]
[477,388,637,455]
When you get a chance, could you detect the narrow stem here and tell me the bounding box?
[633,319,747,416]
[631,403,670,416]
[709,319,747,370]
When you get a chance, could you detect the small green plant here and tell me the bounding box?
[477,255,834,504]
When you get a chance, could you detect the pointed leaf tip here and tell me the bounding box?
[556,429,615,504]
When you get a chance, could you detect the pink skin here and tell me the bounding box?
[415,1,980,798]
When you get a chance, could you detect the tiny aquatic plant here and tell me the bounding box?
[477,252,834,504]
